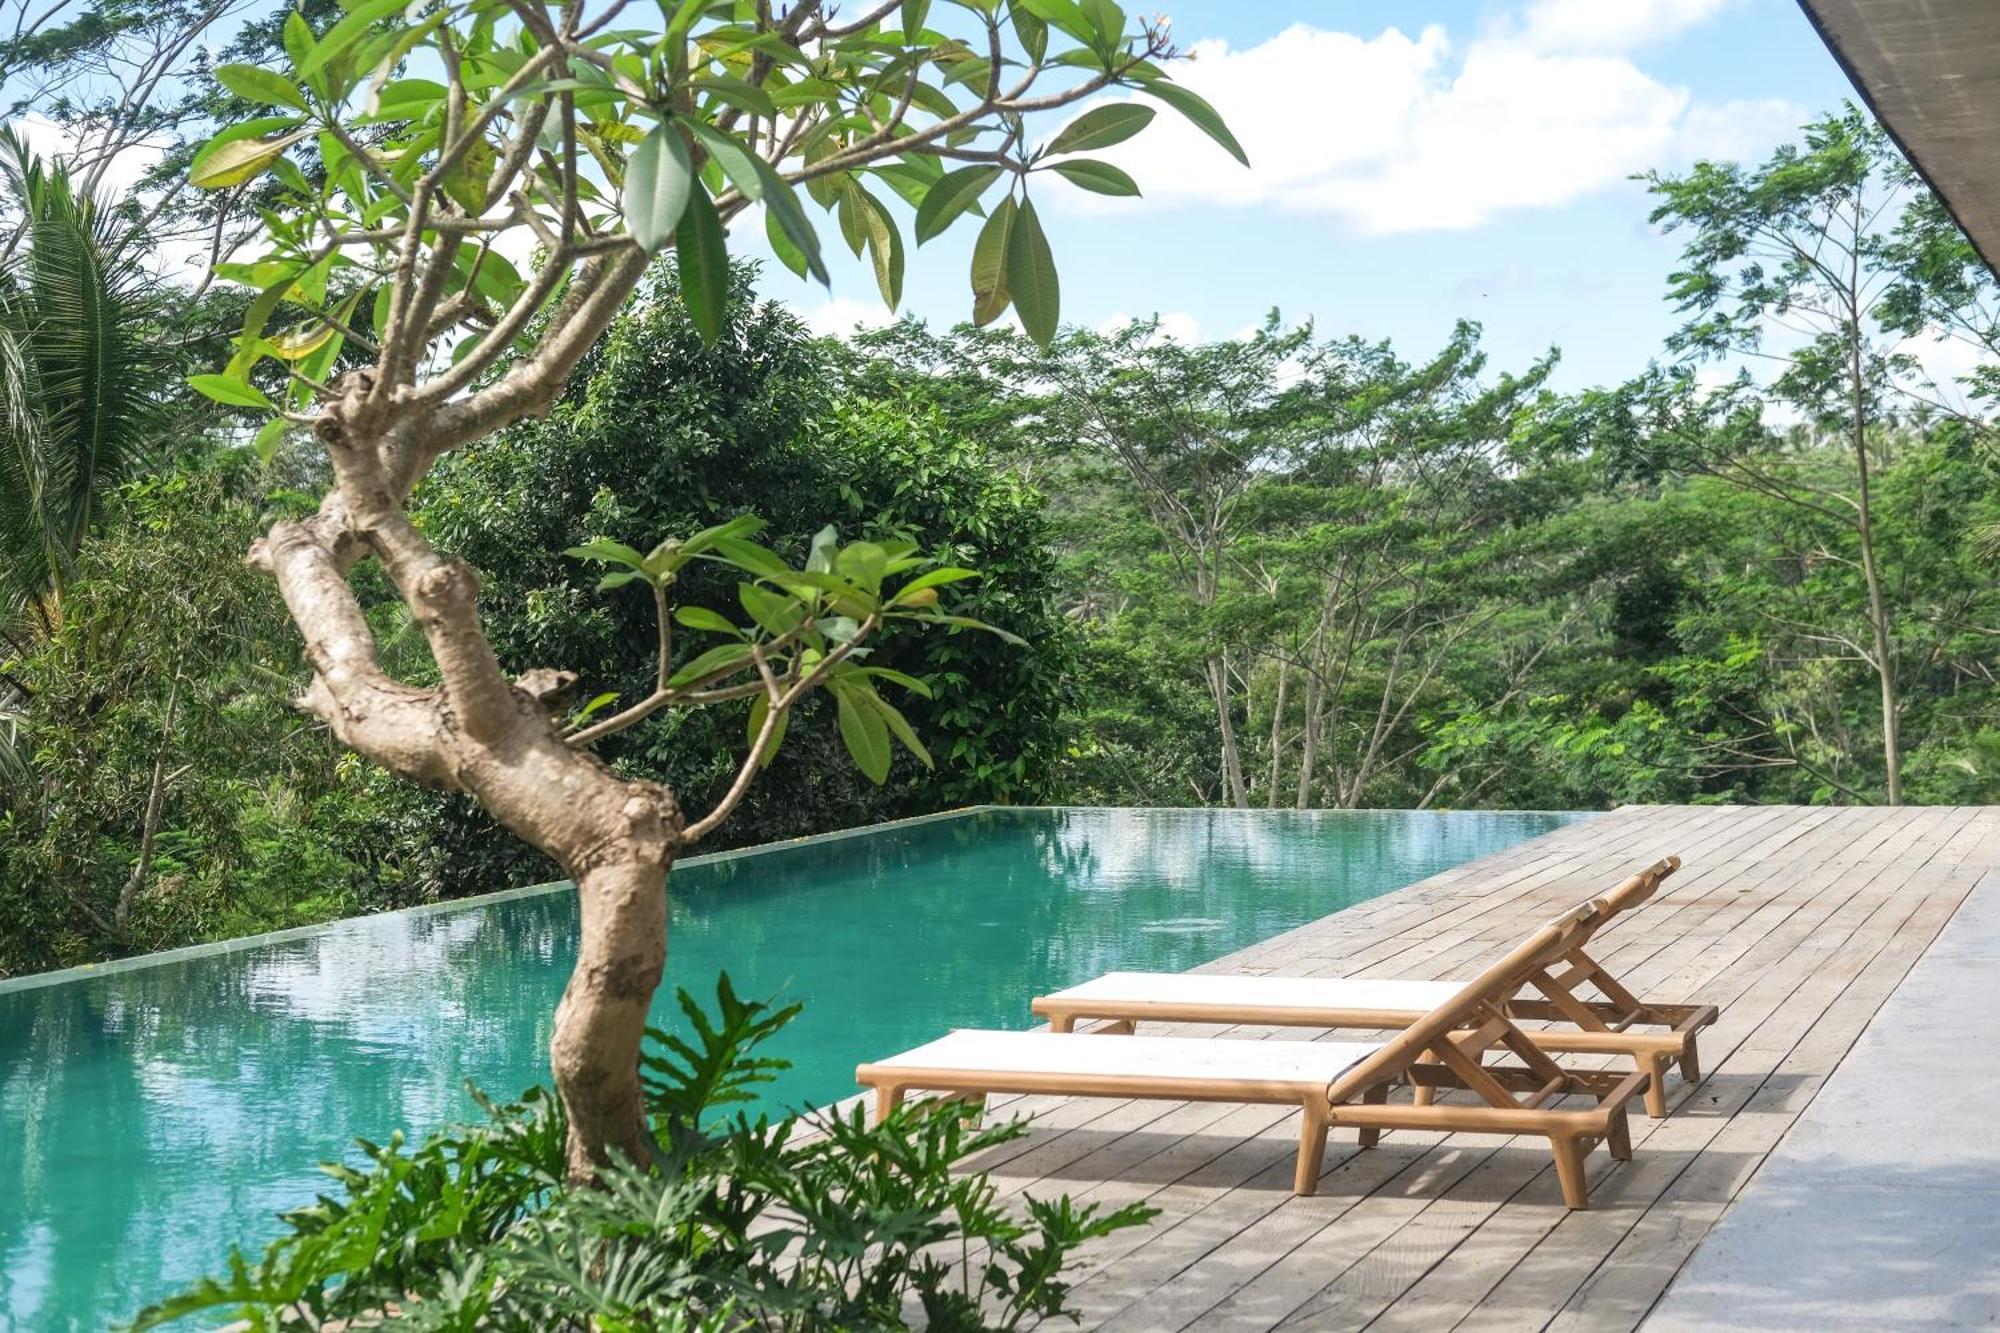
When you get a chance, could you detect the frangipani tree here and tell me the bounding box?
[187,0,1240,1176]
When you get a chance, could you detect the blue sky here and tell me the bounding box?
[751,0,1859,393]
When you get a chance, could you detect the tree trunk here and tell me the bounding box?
[552,856,674,1174]
[115,670,182,937]
[1855,480,1900,804]
[1207,654,1248,808]
[1848,324,1901,805]
[254,385,685,1180]
[1294,681,1320,809]
[1265,658,1288,809]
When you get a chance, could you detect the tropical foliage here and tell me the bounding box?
[0,132,173,630]
[136,975,1153,1332]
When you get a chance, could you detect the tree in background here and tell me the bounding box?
[188,0,1237,1175]
[1634,105,2000,804]
[0,466,401,974]
[1256,322,1558,809]
[399,265,1075,895]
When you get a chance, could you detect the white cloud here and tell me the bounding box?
[1894,330,1992,416]
[794,296,898,338]
[7,112,164,201]
[1675,98,1811,164]
[1511,0,1734,54]
[1050,8,1800,237]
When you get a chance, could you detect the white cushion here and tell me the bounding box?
[1044,970,1466,1015]
[863,1029,1379,1085]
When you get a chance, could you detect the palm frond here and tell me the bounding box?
[0,129,171,622]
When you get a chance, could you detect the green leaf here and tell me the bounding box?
[675,606,745,637]
[914,164,1000,244]
[190,132,308,189]
[892,566,981,603]
[755,160,829,285]
[251,417,288,463]
[575,691,621,724]
[564,538,648,570]
[970,195,1016,326]
[835,540,889,592]
[807,524,839,574]
[834,685,892,783]
[1011,7,1050,63]
[1047,103,1154,155]
[856,190,905,311]
[283,11,314,69]
[624,124,694,255]
[215,64,309,112]
[687,121,765,201]
[669,643,755,687]
[1145,79,1248,166]
[676,184,729,343]
[189,374,272,409]
[675,514,767,560]
[765,205,812,279]
[1006,197,1060,345]
[369,77,445,119]
[694,75,779,119]
[1019,0,1096,47]
[1048,158,1139,196]
[910,612,1028,647]
[739,583,804,637]
[866,691,933,769]
[857,666,935,699]
[298,0,410,80]
[712,536,791,579]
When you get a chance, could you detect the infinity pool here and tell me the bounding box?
[0,805,1581,1329]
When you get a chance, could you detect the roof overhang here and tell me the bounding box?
[1798,0,2000,277]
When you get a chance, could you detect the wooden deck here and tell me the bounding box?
[950,804,2000,1332]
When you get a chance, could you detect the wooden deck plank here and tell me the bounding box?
[1069,810,1791,1329]
[916,805,1996,1333]
[1028,807,1794,1328]
[1202,805,1930,1332]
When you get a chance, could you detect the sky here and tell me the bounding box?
[751,0,1860,394]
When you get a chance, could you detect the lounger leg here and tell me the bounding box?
[1550,1135,1590,1209]
[1048,1014,1076,1034]
[1294,1103,1329,1196]
[872,1085,904,1126]
[1606,1107,1633,1162]
[1411,1050,1438,1107]
[1644,1052,1672,1119]
[1101,1019,1136,1035]
[1356,1082,1390,1150]
[1679,1034,1702,1085]
[945,1091,986,1123]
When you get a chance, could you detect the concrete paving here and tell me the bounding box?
[1644,869,2000,1331]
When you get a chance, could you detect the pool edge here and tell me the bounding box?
[0,804,1001,996]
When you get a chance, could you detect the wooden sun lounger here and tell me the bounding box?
[856,904,1651,1208]
[1031,856,1717,1118]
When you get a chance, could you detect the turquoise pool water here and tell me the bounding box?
[0,805,1581,1329]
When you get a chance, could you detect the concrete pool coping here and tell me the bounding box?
[0,803,996,996]
[1643,866,2000,1330]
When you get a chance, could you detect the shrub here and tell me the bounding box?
[133,977,1152,1331]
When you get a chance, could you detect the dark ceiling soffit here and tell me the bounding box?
[1794,0,2000,282]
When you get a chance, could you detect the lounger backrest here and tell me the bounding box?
[1326,901,1600,1102]
[1574,855,1681,949]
